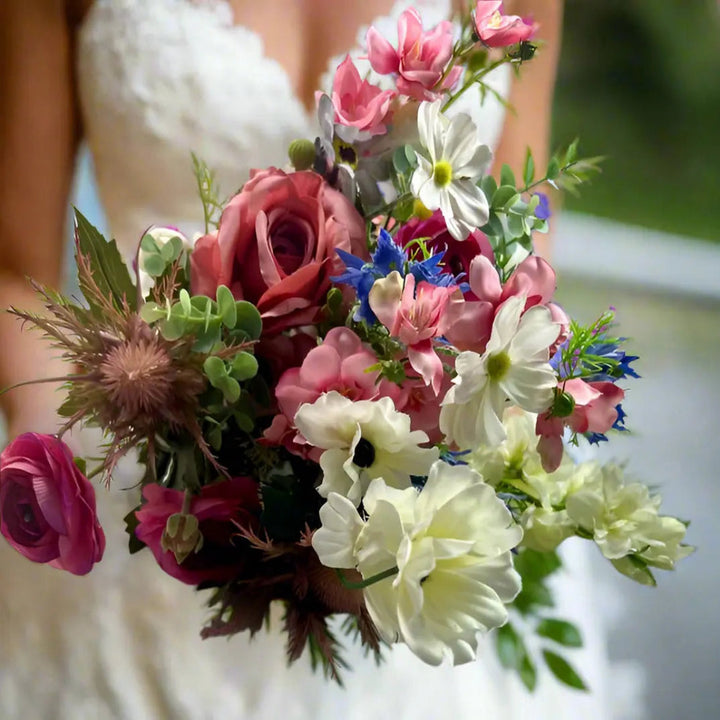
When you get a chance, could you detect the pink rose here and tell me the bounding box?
[366,8,462,100]
[190,169,367,335]
[0,433,105,575]
[135,477,260,585]
[330,56,396,141]
[263,327,401,457]
[394,210,494,292]
[473,1,538,47]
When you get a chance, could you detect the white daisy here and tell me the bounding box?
[411,100,492,241]
[440,295,559,450]
[294,391,438,506]
[312,461,522,666]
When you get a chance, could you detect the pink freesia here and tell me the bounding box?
[370,272,457,394]
[473,1,538,47]
[367,8,462,100]
[263,327,401,457]
[536,379,626,472]
[330,55,396,140]
[443,254,565,354]
[0,433,105,575]
[190,168,367,335]
[394,210,495,291]
[134,478,260,585]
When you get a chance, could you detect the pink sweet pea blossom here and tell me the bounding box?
[536,379,626,472]
[366,7,462,100]
[330,56,396,141]
[370,272,457,394]
[0,433,105,575]
[473,1,538,47]
[263,327,401,458]
[443,254,568,354]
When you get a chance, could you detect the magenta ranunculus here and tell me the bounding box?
[366,8,462,101]
[190,168,367,335]
[0,433,105,575]
[473,1,538,48]
[394,210,494,291]
[134,477,260,585]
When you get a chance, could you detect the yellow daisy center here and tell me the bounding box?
[433,160,453,187]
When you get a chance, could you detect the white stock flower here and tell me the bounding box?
[566,463,693,569]
[294,391,438,506]
[411,100,492,241]
[312,461,522,665]
[440,295,559,450]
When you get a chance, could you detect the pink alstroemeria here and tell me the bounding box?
[473,1,538,48]
[443,254,568,354]
[369,271,457,395]
[536,379,626,472]
[366,7,462,100]
[330,55,396,142]
[263,327,401,458]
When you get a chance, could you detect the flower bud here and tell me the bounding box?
[288,139,317,171]
[161,512,204,565]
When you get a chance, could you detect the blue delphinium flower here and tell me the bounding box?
[333,228,462,323]
[534,192,552,221]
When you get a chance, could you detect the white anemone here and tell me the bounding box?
[294,391,438,506]
[411,100,492,241]
[440,295,559,450]
[312,461,522,665]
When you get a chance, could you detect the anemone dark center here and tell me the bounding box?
[352,438,376,468]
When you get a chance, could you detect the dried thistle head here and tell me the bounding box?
[9,257,217,480]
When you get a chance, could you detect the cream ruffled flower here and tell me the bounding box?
[440,295,559,450]
[411,100,492,241]
[294,391,438,506]
[312,461,522,665]
[565,463,693,573]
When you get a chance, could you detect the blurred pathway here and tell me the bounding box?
[555,213,720,720]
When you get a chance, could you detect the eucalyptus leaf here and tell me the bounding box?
[229,352,259,381]
[142,252,166,277]
[140,234,160,253]
[216,285,237,328]
[233,301,263,340]
[492,185,518,210]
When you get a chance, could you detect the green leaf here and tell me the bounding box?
[229,351,259,381]
[495,623,525,670]
[123,508,146,554]
[500,163,516,188]
[523,148,535,187]
[233,301,263,341]
[74,209,137,311]
[160,235,184,262]
[546,157,560,180]
[203,356,227,384]
[141,252,166,277]
[519,653,538,692]
[392,145,412,175]
[537,619,583,648]
[216,285,237,328]
[480,174,498,198]
[565,137,579,165]
[73,456,87,475]
[610,555,657,586]
[492,185,519,210]
[542,650,588,691]
[140,234,160,253]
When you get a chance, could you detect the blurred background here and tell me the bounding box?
[66,2,720,718]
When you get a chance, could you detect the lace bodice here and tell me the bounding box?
[77,0,510,255]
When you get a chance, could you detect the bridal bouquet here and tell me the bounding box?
[1,2,691,689]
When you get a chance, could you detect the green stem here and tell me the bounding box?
[0,374,89,397]
[442,58,511,112]
[336,566,398,590]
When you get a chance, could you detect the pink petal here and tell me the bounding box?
[468,255,502,303]
[366,27,400,75]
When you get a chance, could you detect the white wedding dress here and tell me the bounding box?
[0,1,642,718]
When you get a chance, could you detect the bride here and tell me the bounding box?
[0,1,635,718]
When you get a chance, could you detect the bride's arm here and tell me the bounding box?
[0,1,82,436]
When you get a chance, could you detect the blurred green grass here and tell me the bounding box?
[552,0,720,242]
